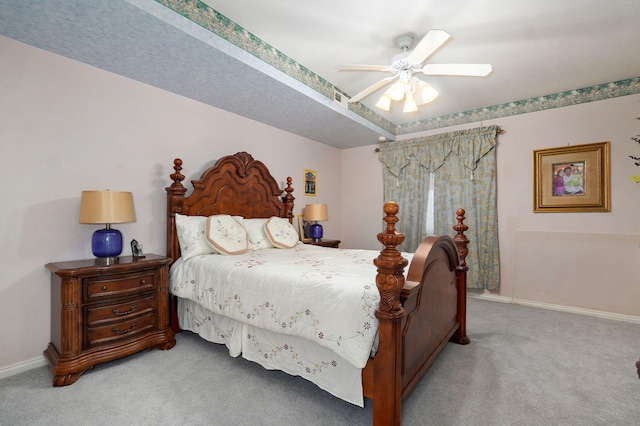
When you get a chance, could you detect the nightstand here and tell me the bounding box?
[44,254,176,386]
[305,239,341,248]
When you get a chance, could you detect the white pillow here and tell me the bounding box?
[242,218,274,250]
[205,215,248,255]
[175,214,214,261]
[265,217,298,249]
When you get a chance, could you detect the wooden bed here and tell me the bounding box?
[166,151,470,425]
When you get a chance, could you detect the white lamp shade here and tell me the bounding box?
[416,81,439,105]
[403,95,418,113]
[375,94,392,111]
[79,191,136,224]
[304,204,328,222]
[386,81,406,101]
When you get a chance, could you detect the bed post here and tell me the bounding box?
[166,158,187,333]
[451,208,471,345]
[372,202,409,426]
[166,159,187,263]
[282,177,295,224]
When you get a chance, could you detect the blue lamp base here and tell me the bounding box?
[92,226,123,264]
[310,223,323,242]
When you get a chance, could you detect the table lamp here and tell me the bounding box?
[79,190,136,264]
[304,204,328,242]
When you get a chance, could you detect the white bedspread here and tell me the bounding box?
[170,244,401,369]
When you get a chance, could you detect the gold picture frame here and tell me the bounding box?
[533,141,610,212]
[298,214,312,242]
[304,169,317,196]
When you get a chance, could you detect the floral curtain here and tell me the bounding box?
[378,125,500,290]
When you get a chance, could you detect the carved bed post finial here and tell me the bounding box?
[374,202,409,315]
[453,208,469,270]
[169,158,185,187]
[166,159,188,263]
[283,177,295,224]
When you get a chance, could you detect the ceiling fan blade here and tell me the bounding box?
[337,64,393,72]
[406,29,451,65]
[421,63,493,76]
[348,76,398,103]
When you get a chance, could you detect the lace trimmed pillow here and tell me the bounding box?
[205,215,248,255]
[265,216,299,249]
[175,214,215,261]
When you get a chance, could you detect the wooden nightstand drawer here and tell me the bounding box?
[86,295,156,327]
[85,270,155,301]
[87,312,156,348]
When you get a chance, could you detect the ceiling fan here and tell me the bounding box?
[338,30,492,112]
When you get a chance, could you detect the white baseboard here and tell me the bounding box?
[469,293,640,324]
[0,356,47,381]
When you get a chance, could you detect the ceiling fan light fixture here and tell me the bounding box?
[375,94,392,111]
[416,81,439,105]
[386,81,406,101]
[338,29,491,111]
[403,94,418,113]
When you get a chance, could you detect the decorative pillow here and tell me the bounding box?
[242,218,274,250]
[265,217,299,249]
[175,214,215,261]
[205,215,248,255]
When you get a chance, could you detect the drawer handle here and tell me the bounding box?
[102,286,108,291]
[140,279,147,284]
[112,305,137,316]
[112,322,137,334]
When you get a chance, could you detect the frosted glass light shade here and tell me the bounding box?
[375,94,392,111]
[386,81,406,101]
[403,95,418,113]
[416,81,439,105]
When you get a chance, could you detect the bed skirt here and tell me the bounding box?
[177,297,365,406]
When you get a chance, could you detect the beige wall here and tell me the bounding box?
[0,37,342,370]
[2,34,639,373]
[342,94,640,318]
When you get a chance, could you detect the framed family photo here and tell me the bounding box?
[533,141,610,212]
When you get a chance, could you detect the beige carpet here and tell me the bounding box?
[1,298,639,425]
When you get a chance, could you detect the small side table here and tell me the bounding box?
[305,239,341,248]
[44,254,176,386]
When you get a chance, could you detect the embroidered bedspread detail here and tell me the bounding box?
[170,244,412,368]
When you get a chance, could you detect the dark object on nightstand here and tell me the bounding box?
[130,239,145,258]
[304,239,340,248]
[44,254,175,386]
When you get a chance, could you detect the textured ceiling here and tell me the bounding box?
[1,0,639,149]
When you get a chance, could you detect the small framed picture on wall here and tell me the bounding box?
[304,169,317,196]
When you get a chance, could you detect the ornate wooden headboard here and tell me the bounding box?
[165,152,295,263]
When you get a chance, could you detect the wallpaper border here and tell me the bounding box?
[156,0,640,136]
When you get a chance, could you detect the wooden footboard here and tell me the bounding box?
[365,203,469,426]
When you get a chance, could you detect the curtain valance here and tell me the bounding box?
[378,125,499,177]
